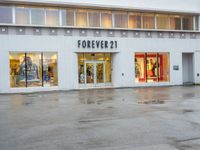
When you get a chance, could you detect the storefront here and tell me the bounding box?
[0,0,200,93]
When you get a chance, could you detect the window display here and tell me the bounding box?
[43,53,58,86]
[10,53,26,87]
[135,53,170,83]
[26,53,42,87]
[10,52,58,88]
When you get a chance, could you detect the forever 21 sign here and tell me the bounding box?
[78,40,117,49]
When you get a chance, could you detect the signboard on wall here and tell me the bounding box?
[78,40,117,49]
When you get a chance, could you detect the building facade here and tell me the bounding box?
[0,0,200,93]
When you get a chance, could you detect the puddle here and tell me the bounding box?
[182,109,194,113]
[138,99,165,104]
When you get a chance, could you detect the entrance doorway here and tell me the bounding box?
[182,53,194,85]
[85,61,105,86]
[78,53,112,87]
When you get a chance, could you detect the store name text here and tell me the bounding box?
[78,40,117,49]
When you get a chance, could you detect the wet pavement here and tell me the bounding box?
[1,86,200,150]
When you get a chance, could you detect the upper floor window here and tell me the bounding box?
[31,7,45,25]
[16,6,30,24]
[88,10,100,27]
[170,15,181,30]
[128,13,142,29]
[114,12,128,28]
[76,9,87,27]
[46,8,59,26]
[157,14,169,29]
[182,16,193,30]
[62,9,74,26]
[143,14,155,29]
[0,6,12,24]
[101,11,112,28]
[0,5,197,31]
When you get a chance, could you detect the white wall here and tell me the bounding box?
[0,33,199,93]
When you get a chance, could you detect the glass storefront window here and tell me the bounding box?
[101,11,112,28]
[16,7,30,24]
[182,16,193,30]
[78,54,85,84]
[88,10,100,27]
[76,9,87,27]
[170,15,181,30]
[146,53,158,82]
[46,8,59,26]
[135,52,170,83]
[105,53,111,83]
[0,6,13,24]
[26,53,42,87]
[114,12,128,28]
[31,8,45,25]
[43,53,58,86]
[10,53,26,87]
[143,14,155,29]
[10,52,58,88]
[135,53,146,83]
[159,53,170,82]
[157,14,169,29]
[62,9,74,26]
[128,13,142,29]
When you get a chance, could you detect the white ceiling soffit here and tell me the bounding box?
[1,0,200,13]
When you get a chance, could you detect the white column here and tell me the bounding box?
[198,16,200,31]
[12,5,15,24]
[59,9,62,26]
[154,14,157,29]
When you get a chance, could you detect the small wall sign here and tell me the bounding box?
[173,65,179,70]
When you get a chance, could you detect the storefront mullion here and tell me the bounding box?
[156,53,159,82]
[145,53,147,83]
[41,52,44,87]
[25,52,28,87]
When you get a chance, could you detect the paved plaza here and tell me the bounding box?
[1,86,200,150]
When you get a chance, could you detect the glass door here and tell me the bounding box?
[85,63,94,84]
[84,61,105,86]
[96,63,104,84]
